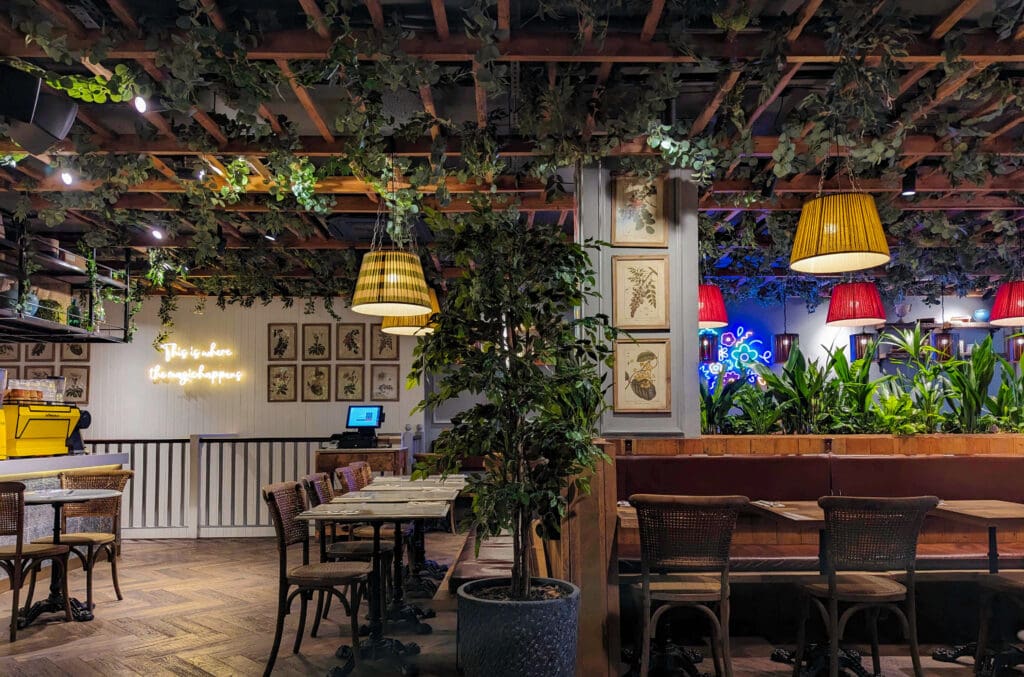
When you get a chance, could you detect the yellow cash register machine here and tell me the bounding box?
[0,389,80,459]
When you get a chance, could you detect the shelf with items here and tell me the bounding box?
[0,228,133,344]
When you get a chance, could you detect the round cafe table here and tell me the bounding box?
[20,488,122,627]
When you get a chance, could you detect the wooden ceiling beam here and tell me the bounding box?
[712,174,1024,194]
[297,0,331,39]
[198,0,228,31]
[105,0,139,32]
[639,0,665,42]
[73,109,116,141]
[930,0,982,41]
[39,193,574,214]
[897,63,935,97]
[473,62,487,129]
[364,0,384,32]
[35,0,86,39]
[192,110,229,147]
[429,0,450,41]
[12,133,1024,159]
[982,113,1024,145]
[497,0,510,38]
[700,196,1023,212]
[690,69,741,135]
[744,63,801,133]
[906,63,986,125]
[419,85,440,140]
[14,174,548,194]
[786,0,824,42]
[9,30,1024,64]
[276,59,335,143]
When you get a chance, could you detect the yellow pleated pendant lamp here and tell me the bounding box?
[382,288,440,336]
[351,249,433,317]
[790,193,890,274]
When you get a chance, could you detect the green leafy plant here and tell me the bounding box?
[755,347,836,434]
[985,354,1024,432]
[943,335,998,433]
[827,338,888,432]
[732,385,782,435]
[699,377,746,434]
[412,202,615,600]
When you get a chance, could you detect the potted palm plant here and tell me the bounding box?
[412,201,614,677]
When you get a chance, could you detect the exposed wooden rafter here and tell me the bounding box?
[930,0,982,41]
[690,70,741,136]
[276,59,335,143]
[296,0,331,39]
[786,0,824,42]
[473,62,487,129]
[429,0,450,41]
[640,0,666,42]
[364,0,384,32]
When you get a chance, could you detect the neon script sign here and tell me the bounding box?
[148,342,243,386]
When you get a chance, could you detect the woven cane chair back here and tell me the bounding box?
[336,467,359,494]
[630,494,749,573]
[301,472,334,508]
[819,496,939,572]
[348,462,372,489]
[0,482,25,539]
[262,481,308,548]
[60,470,133,520]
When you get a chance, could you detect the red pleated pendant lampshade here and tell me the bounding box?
[990,281,1024,327]
[698,284,728,329]
[826,282,886,327]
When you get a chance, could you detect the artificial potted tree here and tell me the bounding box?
[412,201,614,677]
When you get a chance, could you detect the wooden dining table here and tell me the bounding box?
[932,500,1024,574]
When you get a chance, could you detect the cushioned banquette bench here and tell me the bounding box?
[616,454,1024,571]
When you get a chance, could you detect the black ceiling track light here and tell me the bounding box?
[901,168,917,197]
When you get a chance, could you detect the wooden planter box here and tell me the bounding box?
[610,434,1024,456]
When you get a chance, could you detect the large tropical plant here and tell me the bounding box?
[699,377,746,434]
[985,354,1024,432]
[755,347,836,434]
[943,335,997,433]
[881,326,949,433]
[412,202,615,600]
[827,338,888,432]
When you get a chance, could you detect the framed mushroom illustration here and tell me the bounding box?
[613,339,671,413]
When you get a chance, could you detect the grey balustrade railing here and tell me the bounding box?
[85,430,420,538]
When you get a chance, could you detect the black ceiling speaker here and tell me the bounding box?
[0,65,78,155]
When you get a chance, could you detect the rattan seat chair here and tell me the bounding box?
[0,481,71,641]
[973,572,1024,674]
[262,481,370,677]
[28,469,133,611]
[792,495,939,677]
[629,494,749,677]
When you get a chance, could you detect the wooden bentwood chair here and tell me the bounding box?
[261,481,370,676]
[0,481,71,641]
[630,494,749,677]
[300,472,393,626]
[28,469,134,611]
[792,496,939,677]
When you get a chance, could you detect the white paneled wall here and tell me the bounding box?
[83,298,424,440]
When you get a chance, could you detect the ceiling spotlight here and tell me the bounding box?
[901,168,917,197]
[196,168,206,180]
[152,229,164,240]
[60,170,73,185]
[133,95,148,114]
[264,233,277,241]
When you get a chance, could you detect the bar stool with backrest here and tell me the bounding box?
[630,494,749,677]
[0,481,71,641]
[28,469,134,611]
[792,495,939,677]
[261,481,370,677]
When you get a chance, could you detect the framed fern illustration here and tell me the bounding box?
[612,255,670,330]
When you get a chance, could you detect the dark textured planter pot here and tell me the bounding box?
[457,577,580,677]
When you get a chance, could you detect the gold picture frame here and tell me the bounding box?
[267,365,297,402]
[301,364,331,402]
[0,343,19,362]
[336,364,365,401]
[268,323,298,361]
[336,323,366,360]
[301,324,331,361]
[612,254,670,330]
[611,175,668,248]
[25,342,55,362]
[370,364,401,401]
[60,343,90,362]
[60,365,90,405]
[613,339,671,413]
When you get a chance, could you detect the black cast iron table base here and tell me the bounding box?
[631,640,704,677]
[19,592,93,627]
[771,645,871,677]
[330,638,421,676]
[932,642,976,664]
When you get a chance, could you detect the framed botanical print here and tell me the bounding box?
[301,365,331,402]
[302,324,331,361]
[336,323,366,360]
[370,364,400,401]
[369,324,399,360]
[613,339,671,413]
[0,343,19,362]
[60,343,90,362]
[611,175,668,247]
[612,255,670,330]
[25,342,55,362]
[2,366,18,380]
[336,364,365,401]
[267,365,297,402]
[60,365,90,405]
[268,323,298,361]
[25,365,54,379]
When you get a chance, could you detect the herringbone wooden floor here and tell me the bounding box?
[0,538,976,676]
